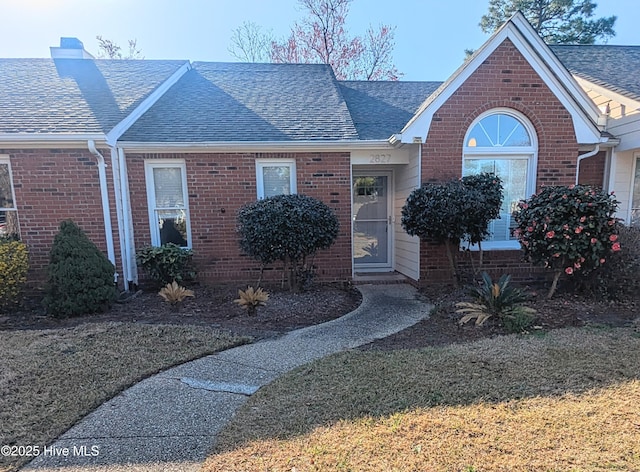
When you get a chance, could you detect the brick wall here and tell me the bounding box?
[3,148,119,287]
[126,151,352,285]
[577,150,606,188]
[419,38,581,285]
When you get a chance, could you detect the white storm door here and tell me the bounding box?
[352,172,393,270]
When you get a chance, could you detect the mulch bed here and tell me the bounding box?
[3,281,639,351]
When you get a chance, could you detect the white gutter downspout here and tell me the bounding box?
[575,144,600,185]
[87,140,117,281]
[118,147,137,288]
[109,147,129,291]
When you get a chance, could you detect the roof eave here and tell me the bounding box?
[116,139,394,153]
[0,133,106,149]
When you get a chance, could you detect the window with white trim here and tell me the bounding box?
[462,110,537,250]
[0,156,19,237]
[631,155,640,227]
[256,159,297,199]
[144,160,191,248]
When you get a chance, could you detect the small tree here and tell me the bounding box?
[401,174,503,283]
[513,185,619,299]
[237,194,339,291]
[44,220,117,317]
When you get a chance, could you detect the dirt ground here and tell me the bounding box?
[2,281,639,351]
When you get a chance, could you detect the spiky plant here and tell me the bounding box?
[456,272,536,331]
[158,281,194,311]
[234,286,269,316]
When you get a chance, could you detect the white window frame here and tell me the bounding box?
[144,159,192,248]
[629,152,640,227]
[463,109,538,250]
[255,159,297,199]
[0,155,19,236]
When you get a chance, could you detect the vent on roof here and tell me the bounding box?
[50,37,95,59]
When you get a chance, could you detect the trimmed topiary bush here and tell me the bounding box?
[401,173,503,283]
[513,185,620,298]
[0,236,28,312]
[237,194,339,291]
[43,220,117,317]
[136,243,196,288]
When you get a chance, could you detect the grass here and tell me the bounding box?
[0,322,248,472]
[205,327,640,471]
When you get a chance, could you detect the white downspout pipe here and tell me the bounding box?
[575,144,600,185]
[87,140,117,281]
[110,147,129,291]
[117,147,137,287]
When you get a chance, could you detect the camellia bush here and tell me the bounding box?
[237,194,339,291]
[513,184,620,298]
[401,173,503,283]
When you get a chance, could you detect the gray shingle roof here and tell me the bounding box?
[551,45,640,102]
[122,62,360,142]
[0,58,187,134]
[339,81,442,140]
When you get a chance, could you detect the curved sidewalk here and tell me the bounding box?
[25,283,432,472]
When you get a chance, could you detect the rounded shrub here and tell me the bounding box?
[0,236,28,311]
[513,185,619,298]
[136,243,196,288]
[237,194,339,290]
[43,220,118,317]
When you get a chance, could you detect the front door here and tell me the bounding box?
[352,172,392,271]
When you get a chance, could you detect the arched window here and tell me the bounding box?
[463,109,537,249]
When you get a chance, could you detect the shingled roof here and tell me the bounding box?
[552,45,640,102]
[338,81,442,140]
[0,58,187,135]
[121,62,361,142]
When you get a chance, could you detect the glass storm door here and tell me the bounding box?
[352,173,392,270]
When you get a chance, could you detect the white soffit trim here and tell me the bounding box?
[401,12,602,145]
[105,61,192,147]
[0,133,106,148]
[574,76,640,112]
[117,140,395,153]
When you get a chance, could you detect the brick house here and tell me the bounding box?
[1,14,638,290]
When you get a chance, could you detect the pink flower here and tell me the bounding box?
[527,226,534,233]
[608,220,615,226]
[569,184,575,190]
[612,242,621,252]
[609,234,618,242]
[591,238,598,244]
[600,258,606,264]
[580,216,586,223]
[553,253,560,258]
[564,234,571,239]
[565,267,574,275]
[546,231,555,239]
[575,227,583,234]
[562,194,568,199]
[563,224,569,230]
[574,262,581,269]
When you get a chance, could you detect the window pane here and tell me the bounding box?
[0,163,15,209]
[0,210,19,237]
[633,158,640,211]
[153,168,184,208]
[263,165,291,198]
[466,113,531,148]
[463,158,527,242]
[157,210,188,246]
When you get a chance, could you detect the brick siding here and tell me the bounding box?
[419,39,581,285]
[126,151,352,286]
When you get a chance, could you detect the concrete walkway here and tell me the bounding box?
[24,284,432,472]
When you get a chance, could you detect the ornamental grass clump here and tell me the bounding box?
[456,272,536,332]
[158,281,195,311]
[234,286,269,316]
[513,185,619,299]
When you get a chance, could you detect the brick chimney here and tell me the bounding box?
[50,37,95,59]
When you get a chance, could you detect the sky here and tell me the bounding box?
[0,0,637,81]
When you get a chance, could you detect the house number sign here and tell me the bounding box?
[350,150,410,165]
[369,153,392,164]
